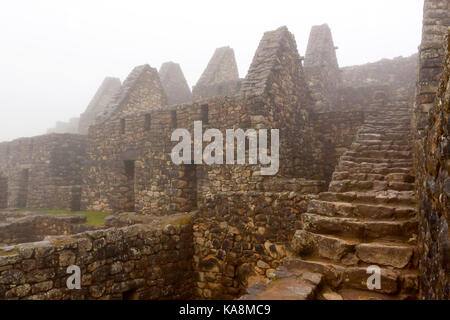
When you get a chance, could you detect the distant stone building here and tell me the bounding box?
[192,46,242,100]
[0,134,86,210]
[159,62,192,105]
[47,117,80,134]
[79,77,122,135]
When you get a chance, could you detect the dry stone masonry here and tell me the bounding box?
[159,62,192,106]
[413,0,450,300]
[193,46,241,101]
[79,77,122,135]
[0,0,449,300]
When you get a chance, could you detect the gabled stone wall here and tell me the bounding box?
[159,62,192,106]
[95,65,167,123]
[193,46,241,101]
[79,77,122,135]
[304,24,341,112]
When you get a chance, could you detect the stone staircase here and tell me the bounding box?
[291,95,419,300]
[242,93,419,300]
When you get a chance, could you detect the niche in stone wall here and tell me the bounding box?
[171,110,177,128]
[120,119,126,134]
[201,104,209,124]
[123,160,135,212]
[17,169,29,208]
[144,114,151,131]
[180,163,198,212]
[0,175,8,209]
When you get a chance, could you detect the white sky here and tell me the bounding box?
[0,0,424,142]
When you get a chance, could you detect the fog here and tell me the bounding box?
[0,0,423,142]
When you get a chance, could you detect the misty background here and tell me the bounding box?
[0,0,423,142]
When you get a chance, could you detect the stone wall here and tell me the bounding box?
[0,134,87,210]
[193,190,319,299]
[0,214,194,300]
[82,107,190,214]
[79,77,122,135]
[414,0,450,300]
[0,211,92,246]
[159,62,192,105]
[308,111,365,183]
[341,54,418,90]
[83,26,322,215]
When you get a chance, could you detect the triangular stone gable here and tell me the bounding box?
[195,46,239,87]
[96,64,167,123]
[159,62,192,105]
[79,77,122,134]
[241,26,308,99]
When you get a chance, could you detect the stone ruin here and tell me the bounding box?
[0,0,448,300]
[192,46,242,101]
[159,62,192,106]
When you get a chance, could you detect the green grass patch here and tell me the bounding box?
[0,247,18,257]
[18,209,110,226]
[172,215,193,226]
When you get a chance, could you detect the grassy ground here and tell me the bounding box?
[17,209,110,226]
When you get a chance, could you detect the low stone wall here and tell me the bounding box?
[0,211,92,246]
[0,213,194,300]
[193,191,318,299]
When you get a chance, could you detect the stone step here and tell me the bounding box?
[335,288,412,300]
[352,145,411,152]
[357,133,410,141]
[329,180,414,192]
[332,172,385,182]
[239,269,323,300]
[336,164,413,175]
[292,230,415,269]
[307,200,416,220]
[318,191,417,206]
[354,140,411,147]
[358,129,411,135]
[332,172,415,183]
[301,213,418,240]
[329,180,374,192]
[344,150,412,160]
[340,156,413,165]
[282,257,418,295]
